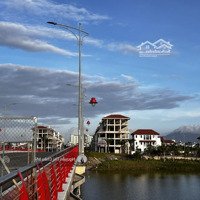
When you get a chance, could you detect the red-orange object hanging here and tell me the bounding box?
[89,97,98,106]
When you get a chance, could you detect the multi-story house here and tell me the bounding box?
[131,129,161,153]
[36,125,64,152]
[94,114,130,154]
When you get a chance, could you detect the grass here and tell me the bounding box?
[97,159,200,173]
[86,151,200,174]
[85,151,122,159]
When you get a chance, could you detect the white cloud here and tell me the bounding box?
[0,21,77,56]
[107,42,138,54]
[0,63,194,132]
[121,74,135,81]
[0,21,142,57]
[0,1,142,56]
[0,21,104,56]
[1,0,110,22]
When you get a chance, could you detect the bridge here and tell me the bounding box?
[0,146,85,200]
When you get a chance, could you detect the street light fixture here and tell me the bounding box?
[89,97,98,106]
[47,21,88,156]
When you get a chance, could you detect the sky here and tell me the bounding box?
[0,0,200,140]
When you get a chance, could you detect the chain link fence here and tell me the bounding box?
[0,116,37,175]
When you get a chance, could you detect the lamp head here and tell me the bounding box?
[47,21,57,25]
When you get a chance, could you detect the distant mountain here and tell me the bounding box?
[166,125,200,143]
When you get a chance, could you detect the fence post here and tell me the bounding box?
[33,117,38,163]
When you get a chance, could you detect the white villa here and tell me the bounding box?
[131,129,161,153]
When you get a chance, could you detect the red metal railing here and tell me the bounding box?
[0,146,78,200]
[0,147,45,152]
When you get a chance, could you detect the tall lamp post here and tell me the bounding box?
[47,21,88,156]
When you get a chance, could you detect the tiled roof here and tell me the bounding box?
[132,129,160,135]
[103,114,130,119]
[160,137,175,144]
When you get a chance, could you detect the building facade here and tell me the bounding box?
[70,133,93,148]
[94,114,130,154]
[36,125,64,152]
[70,134,79,146]
[131,129,161,153]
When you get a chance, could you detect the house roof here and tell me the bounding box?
[103,114,130,119]
[160,137,175,144]
[132,129,160,135]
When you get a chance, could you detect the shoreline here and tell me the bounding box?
[86,151,200,174]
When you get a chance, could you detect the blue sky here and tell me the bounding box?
[0,0,200,138]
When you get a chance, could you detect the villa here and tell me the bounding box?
[131,129,162,153]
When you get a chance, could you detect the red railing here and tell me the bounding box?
[0,147,45,152]
[0,146,79,200]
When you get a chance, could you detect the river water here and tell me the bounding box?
[82,172,200,200]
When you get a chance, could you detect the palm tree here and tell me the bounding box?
[42,135,49,151]
[120,139,129,154]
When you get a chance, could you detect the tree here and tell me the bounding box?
[120,139,129,154]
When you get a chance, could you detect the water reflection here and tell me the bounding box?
[82,172,200,200]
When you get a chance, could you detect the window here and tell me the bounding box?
[115,119,120,124]
[145,135,151,140]
[115,140,121,145]
[108,126,114,131]
[108,119,114,124]
[115,126,120,131]
[107,134,114,139]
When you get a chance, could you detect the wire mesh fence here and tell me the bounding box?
[0,116,37,174]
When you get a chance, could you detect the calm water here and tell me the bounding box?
[82,172,200,200]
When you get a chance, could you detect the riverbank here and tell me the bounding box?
[85,151,200,174]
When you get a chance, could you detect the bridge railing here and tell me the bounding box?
[0,145,78,200]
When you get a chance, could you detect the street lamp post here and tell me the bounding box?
[47,21,88,155]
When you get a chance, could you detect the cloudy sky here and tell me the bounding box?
[0,0,200,139]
